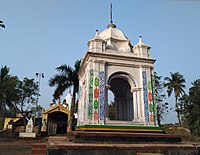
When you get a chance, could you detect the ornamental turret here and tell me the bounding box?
[87,30,106,53]
[133,36,151,59]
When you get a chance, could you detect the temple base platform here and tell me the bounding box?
[44,125,200,155]
[46,135,199,155]
[75,125,164,133]
[74,125,182,143]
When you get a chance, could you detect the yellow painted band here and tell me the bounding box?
[76,127,163,132]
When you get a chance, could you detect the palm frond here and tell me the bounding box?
[74,60,81,73]
[0,66,10,82]
[56,65,73,75]
[49,60,80,109]
[164,72,186,98]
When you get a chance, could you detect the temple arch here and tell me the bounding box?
[106,72,137,122]
[107,72,137,89]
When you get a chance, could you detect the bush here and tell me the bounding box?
[0,117,5,130]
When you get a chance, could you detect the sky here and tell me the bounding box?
[0,0,200,124]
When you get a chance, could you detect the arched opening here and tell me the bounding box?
[47,111,68,135]
[108,90,116,120]
[109,77,133,121]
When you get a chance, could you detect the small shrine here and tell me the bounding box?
[76,7,161,133]
[41,98,70,135]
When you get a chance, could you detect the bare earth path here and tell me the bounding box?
[0,138,47,155]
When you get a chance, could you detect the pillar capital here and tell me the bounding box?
[131,87,142,92]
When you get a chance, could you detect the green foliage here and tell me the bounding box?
[0,66,19,116]
[108,101,116,120]
[180,79,200,136]
[14,78,39,124]
[0,117,5,129]
[16,78,38,109]
[154,72,169,125]
[49,60,80,100]
[164,72,186,98]
[0,65,39,124]
[164,72,186,125]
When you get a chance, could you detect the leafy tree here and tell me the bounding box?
[49,60,80,131]
[154,72,169,125]
[0,65,10,116]
[0,20,5,28]
[0,66,39,125]
[180,80,200,136]
[0,66,18,116]
[164,72,186,125]
[178,94,189,124]
[12,78,39,125]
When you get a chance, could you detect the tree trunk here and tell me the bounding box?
[157,107,161,126]
[175,96,182,125]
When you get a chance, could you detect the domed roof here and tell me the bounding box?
[99,24,128,41]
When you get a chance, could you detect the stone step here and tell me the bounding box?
[74,131,182,143]
[31,149,46,155]
[47,142,198,155]
[48,136,69,144]
[32,143,47,149]
[136,154,164,155]
[31,143,46,155]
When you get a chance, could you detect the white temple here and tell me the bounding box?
[77,19,157,128]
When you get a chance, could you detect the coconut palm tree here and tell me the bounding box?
[0,20,5,28]
[0,66,10,115]
[49,60,80,131]
[0,66,18,116]
[164,72,186,125]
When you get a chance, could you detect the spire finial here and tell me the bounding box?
[107,2,116,28]
[110,2,113,23]
[95,29,99,36]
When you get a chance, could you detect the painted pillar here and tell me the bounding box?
[147,71,154,126]
[87,61,94,124]
[142,70,149,125]
[99,61,106,124]
[93,62,100,124]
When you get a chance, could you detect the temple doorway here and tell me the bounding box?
[47,111,68,135]
[107,74,134,122]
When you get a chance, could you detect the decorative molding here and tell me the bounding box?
[107,62,140,68]
[94,60,107,64]
[108,73,136,87]
[131,88,142,92]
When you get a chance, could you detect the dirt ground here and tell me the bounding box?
[0,138,47,155]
